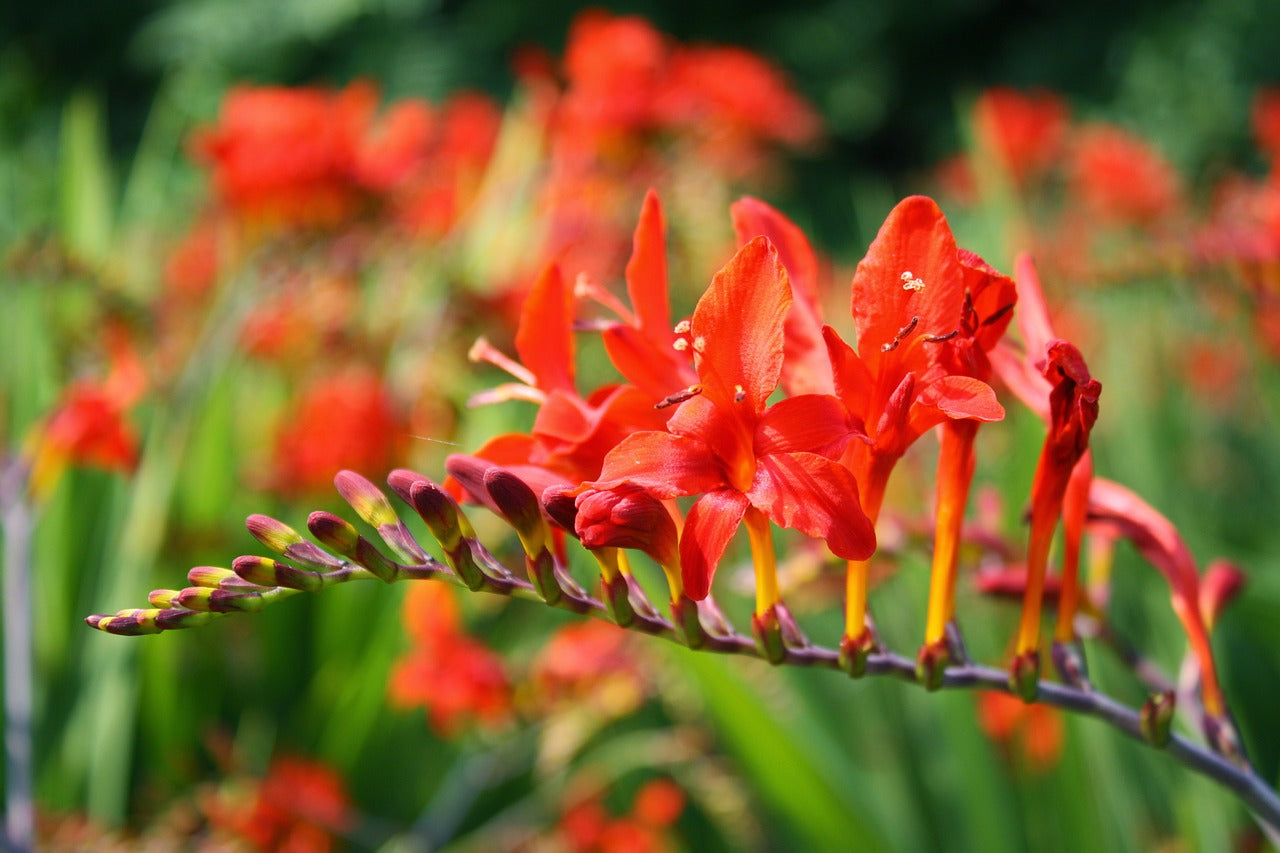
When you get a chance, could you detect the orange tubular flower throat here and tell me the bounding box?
[1013,341,1100,694]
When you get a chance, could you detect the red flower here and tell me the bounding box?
[588,237,875,605]
[978,692,1064,772]
[201,755,352,852]
[822,196,1006,643]
[388,582,512,736]
[972,87,1069,187]
[1252,87,1280,162]
[25,329,146,498]
[270,368,405,495]
[1067,124,1181,225]
[529,620,647,716]
[192,83,376,227]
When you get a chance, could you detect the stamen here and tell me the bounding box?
[923,330,960,343]
[981,302,1016,327]
[692,336,707,354]
[673,338,689,352]
[573,272,635,324]
[655,385,704,409]
[901,270,926,292]
[467,337,538,386]
[881,316,920,352]
[673,320,691,335]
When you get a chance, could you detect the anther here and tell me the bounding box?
[923,330,960,343]
[901,270,926,292]
[734,384,746,402]
[673,339,689,352]
[981,302,1015,327]
[673,320,691,335]
[692,336,707,354]
[655,385,704,409]
[881,316,920,352]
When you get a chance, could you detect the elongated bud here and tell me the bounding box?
[186,566,246,589]
[154,608,219,631]
[336,470,427,564]
[541,486,579,534]
[148,589,181,608]
[1203,714,1247,766]
[408,480,465,553]
[484,468,547,556]
[233,555,326,593]
[247,514,344,570]
[574,485,679,569]
[176,586,266,613]
[1140,691,1176,748]
[307,511,361,557]
[85,611,163,635]
[1009,649,1040,702]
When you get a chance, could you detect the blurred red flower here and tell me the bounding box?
[972,88,1069,187]
[201,755,352,852]
[978,691,1064,771]
[270,368,405,495]
[1067,124,1181,224]
[388,583,512,736]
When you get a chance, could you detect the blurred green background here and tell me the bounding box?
[4,1,1280,850]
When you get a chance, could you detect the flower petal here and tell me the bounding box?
[681,489,750,600]
[908,375,1005,438]
[852,196,965,375]
[691,236,791,411]
[515,263,575,394]
[732,197,833,396]
[601,324,694,402]
[747,452,876,560]
[625,188,671,338]
[594,431,726,498]
[754,394,861,458]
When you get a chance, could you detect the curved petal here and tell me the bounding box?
[691,236,791,411]
[625,189,671,337]
[681,489,750,600]
[852,196,965,376]
[593,431,725,498]
[747,452,876,561]
[908,376,1005,438]
[1013,253,1055,358]
[823,325,874,416]
[515,263,575,394]
[601,324,694,403]
[755,394,861,458]
[732,196,820,302]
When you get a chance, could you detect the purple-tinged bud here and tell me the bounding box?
[1140,691,1176,748]
[308,511,360,557]
[541,486,579,534]
[484,468,547,556]
[575,486,678,569]
[176,586,266,613]
[233,555,326,593]
[153,608,218,630]
[1203,714,1246,766]
[187,566,249,589]
[148,589,181,608]
[408,480,465,552]
[1009,649,1040,702]
[335,470,399,528]
[85,611,163,636]
[246,514,305,554]
[387,468,431,506]
[445,454,502,515]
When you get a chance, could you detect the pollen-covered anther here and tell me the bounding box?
[692,336,707,354]
[673,338,689,352]
[673,319,691,335]
[901,270,926,292]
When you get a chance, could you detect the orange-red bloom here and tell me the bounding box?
[1067,124,1181,225]
[388,582,512,736]
[589,238,875,601]
[270,368,405,495]
[201,755,352,852]
[978,691,1064,772]
[972,88,1069,187]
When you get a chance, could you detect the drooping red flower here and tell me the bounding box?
[972,87,1070,187]
[588,237,875,602]
[270,368,405,495]
[1067,124,1181,225]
